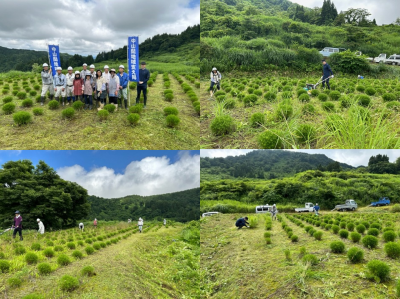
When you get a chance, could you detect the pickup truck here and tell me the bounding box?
[295,203,315,213]
[373,53,387,63]
[370,197,390,207]
[332,199,357,211]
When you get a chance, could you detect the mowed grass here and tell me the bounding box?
[200,73,400,149]
[201,212,400,299]
[1,224,199,298]
[0,73,199,149]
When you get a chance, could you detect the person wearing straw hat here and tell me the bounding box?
[40,63,54,106]
[54,67,67,105]
[108,68,120,110]
[65,66,75,105]
[12,211,23,240]
[37,218,45,234]
[117,65,129,110]
[137,62,150,108]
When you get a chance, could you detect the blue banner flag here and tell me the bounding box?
[127,37,139,82]
[48,45,61,76]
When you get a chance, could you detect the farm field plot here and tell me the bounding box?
[0,69,200,150]
[200,74,400,149]
[0,221,199,298]
[201,211,400,299]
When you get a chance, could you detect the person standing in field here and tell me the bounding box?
[271,204,277,220]
[40,63,54,105]
[163,219,166,226]
[95,70,108,111]
[81,63,90,79]
[117,65,129,110]
[321,60,334,90]
[37,218,45,234]
[235,216,249,229]
[73,71,84,102]
[65,66,75,105]
[79,222,84,231]
[138,217,144,233]
[210,67,221,97]
[103,65,111,104]
[54,67,67,106]
[137,62,150,108]
[12,211,23,240]
[83,74,94,110]
[89,64,97,104]
[108,69,120,110]
[93,218,98,228]
[314,203,320,216]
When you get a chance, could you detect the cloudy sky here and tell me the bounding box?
[0,150,200,198]
[0,0,200,56]
[290,0,399,25]
[200,149,400,167]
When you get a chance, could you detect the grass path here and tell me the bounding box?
[2,226,191,299]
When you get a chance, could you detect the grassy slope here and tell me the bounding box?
[1,225,198,298]
[0,73,199,149]
[201,212,400,299]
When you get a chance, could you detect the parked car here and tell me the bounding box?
[255,205,273,214]
[373,53,387,63]
[332,199,357,211]
[202,212,220,217]
[319,47,346,57]
[385,54,400,65]
[295,203,315,213]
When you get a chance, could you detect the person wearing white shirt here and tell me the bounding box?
[37,218,45,234]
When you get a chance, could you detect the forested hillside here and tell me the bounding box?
[87,188,200,222]
[201,150,353,180]
[0,25,199,73]
[200,0,400,73]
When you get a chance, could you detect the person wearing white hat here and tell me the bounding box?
[117,65,129,109]
[103,65,111,104]
[138,217,144,233]
[54,67,67,105]
[210,67,222,97]
[81,63,90,80]
[37,218,45,234]
[65,66,75,105]
[89,64,97,105]
[95,69,108,111]
[40,63,54,105]
[73,71,84,102]
[108,68,120,110]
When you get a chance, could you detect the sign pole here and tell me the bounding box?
[127,42,130,107]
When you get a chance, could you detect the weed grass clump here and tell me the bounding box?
[59,275,79,292]
[22,99,33,107]
[367,228,379,237]
[331,225,340,234]
[48,100,59,110]
[66,242,76,250]
[347,247,364,264]
[0,260,10,273]
[72,101,84,110]
[313,231,323,240]
[322,101,335,112]
[25,252,39,264]
[350,232,361,243]
[302,254,318,266]
[3,95,13,103]
[15,246,26,255]
[81,265,95,276]
[31,243,41,251]
[250,112,265,127]
[43,248,54,258]
[339,229,349,239]
[362,235,378,249]
[103,104,116,113]
[32,108,44,116]
[357,95,371,107]
[258,130,282,149]
[98,110,109,121]
[298,93,310,102]
[295,124,316,143]
[210,115,235,136]
[382,93,396,102]
[384,242,400,259]
[318,93,328,102]
[13,111,32,125]
[62,108,75,119]
[8,277,22,288]
[163,106,178,116]
[127,113,140,125]
[291,235,298,242]
[383,230,396,242]
[57,254,71,266]
[166,115,180,128]
[37,262,52,275]
[85,246,95,255]
[366,260,390,282]
[330,241,345,253]
[356,224,366,234]
[2,102,16,114]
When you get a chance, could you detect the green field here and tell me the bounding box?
[200,73,400,149]
[201,210,400,298]
[0,221,199,298]
[0,62,200,149]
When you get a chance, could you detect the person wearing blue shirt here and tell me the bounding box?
[314,203,320,216]
[117,65,129,110]
[235,216,249,229]
[53,67,67,105]
[137,62,150,108]
[321,60,334,90]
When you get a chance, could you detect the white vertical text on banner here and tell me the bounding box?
[127,37,139,82]
[48,45,61,76]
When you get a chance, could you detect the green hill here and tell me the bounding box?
[200,0,400,74]
[87,188,200,222]
[201,150,353,181]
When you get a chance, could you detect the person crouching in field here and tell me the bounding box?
[137,62,150,108]
[37,218,45,234]
[12,211,23,240]
[95,70,108,111]
[235,216,249,229]
[83,74,94,110]
[79,222,84,231]
[40,63,54,105]
[65,66,75,105]
[73,71,84,102]
[117,65,129,110]
[138,217,144,233]
[109,69,120,110]
[210,67,221,97]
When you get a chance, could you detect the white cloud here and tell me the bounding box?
[57,153,200,198]
[200,149,400,167]
[0,0,200,56]
[290,0,398,25]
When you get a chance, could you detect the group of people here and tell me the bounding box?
[41,62,151,110]
[209,60,334,97]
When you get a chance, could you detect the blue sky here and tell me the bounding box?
[0,151,200,197]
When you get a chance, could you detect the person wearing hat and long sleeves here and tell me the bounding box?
[12,211,23,240]
[54,67,67,105]
[83,73,94,110]
[73,71,84,102]
[37,218,45,234]
[65,66,75,105]
[210,67,222,97]
[40,63,54,105]
[95,69,108,111]
[137,62,150,108]
[81,63,90,79]
[138,217,144,233]
[89,64,98,105]
[108,69,120,110]
[117,65,129,110]
[103,65,111,104]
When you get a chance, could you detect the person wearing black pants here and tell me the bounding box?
[13,211,23,240]
[321,60,334,90]
[136,62,150,108]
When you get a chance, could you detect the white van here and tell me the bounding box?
[385,54,400,66]
[202,212,220,217]
[255,205,273,214]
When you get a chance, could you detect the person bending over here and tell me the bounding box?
[236,216,249,229]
